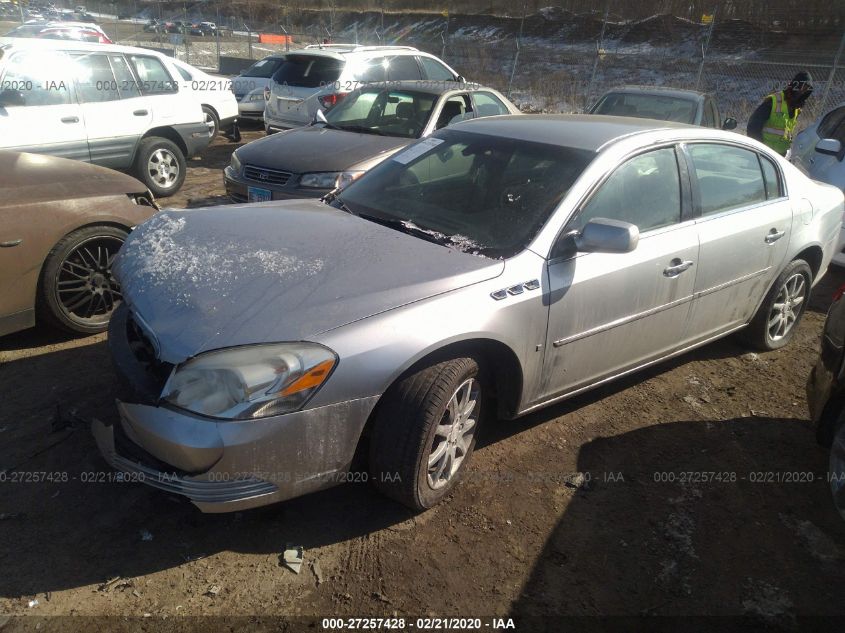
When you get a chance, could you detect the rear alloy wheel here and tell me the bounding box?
[370,357,483,510]
[133,136,186,198]
[38,225,128,334]
[741,259,812,351]
[202,105,219,140]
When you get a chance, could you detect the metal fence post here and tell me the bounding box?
[441,1,450,61]
[507,1,527,99]
[586,0,610,111]
[695,7,718,90]
[820,31,845,115]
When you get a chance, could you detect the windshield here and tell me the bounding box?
[326,88,436,138]
[334,129,594,258]
[592,92,698,123]
[241,57,284,79]
[272,54,344,88]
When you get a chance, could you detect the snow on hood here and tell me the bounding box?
[115,202,503,364]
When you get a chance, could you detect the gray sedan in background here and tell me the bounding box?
[96,115,842,513]
[224,81,520,202]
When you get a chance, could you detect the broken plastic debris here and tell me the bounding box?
[27,599,38,608]
[140,529,153,542]
[205,585,221,597]
[281,544,304,574]
[311,560,324,585]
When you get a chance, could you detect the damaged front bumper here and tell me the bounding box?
[96,304,379,513]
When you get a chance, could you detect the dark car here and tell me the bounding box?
[0,151,158,337]
[807,283,845,519]
[224,81,520,203]
[589,85,737,130]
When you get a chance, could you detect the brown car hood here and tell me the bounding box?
[0,151,148,204]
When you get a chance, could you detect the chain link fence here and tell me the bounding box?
[38,0,844,130]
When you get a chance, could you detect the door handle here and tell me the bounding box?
[133,109,149,116]
[663,259,694,277]
[765,229,786,244]
[0,239,22,247]
[60,116,79,123]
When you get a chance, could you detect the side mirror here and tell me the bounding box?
[816,138,843,159]
[0,89,24,107]
[722,117,737,131]
[312,108,328,126]
[572,218,639,255]
[455,74,465,83]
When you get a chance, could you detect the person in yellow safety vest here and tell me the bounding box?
[747,71,814,155]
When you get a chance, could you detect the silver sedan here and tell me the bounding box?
[96,115,844,512]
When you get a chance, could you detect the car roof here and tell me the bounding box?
[454,114,695,151]
[599,85,709,101]
[0,37,170,58]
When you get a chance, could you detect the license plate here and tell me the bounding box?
[248,186,271,202]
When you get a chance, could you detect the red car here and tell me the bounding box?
[37,26,113,44]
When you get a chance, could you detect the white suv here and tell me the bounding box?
[263,44,463,132]
[0,39,211,196]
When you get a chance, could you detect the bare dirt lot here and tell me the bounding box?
[2,129,845,631]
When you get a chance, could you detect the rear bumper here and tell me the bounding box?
[172,121,212,157]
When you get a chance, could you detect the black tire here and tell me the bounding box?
[132,136,186,198]
[741,259,813,351]
[202,105,219,141]
[829,416,845,520]
[370,357,483,510]
[37,225,128,335]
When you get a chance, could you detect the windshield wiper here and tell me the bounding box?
[335,124,389,136]
[356,213,450,246]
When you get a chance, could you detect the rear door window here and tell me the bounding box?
[472,91,510,117]
[687,143,768,215]
[128,55,177,94]
[242,57,285,78]
[272,55,344,88]
[356,57,387,83]
[436,94,473,129]
[419,56,455,81]
[70,53,119,102]
[386,55,421,80]
[759,155,782,199]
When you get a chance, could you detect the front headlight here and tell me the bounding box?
[229,151,242,174]
[161,343,336,420]
[300,172,341,189]
[249,92,266,102]
[300,171,364,189]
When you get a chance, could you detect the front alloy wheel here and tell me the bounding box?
[427,377,480,490]
[370,357,484,510]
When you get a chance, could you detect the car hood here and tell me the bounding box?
[115,201,503,364]
[0,150,147,203]
[236,125,411,173]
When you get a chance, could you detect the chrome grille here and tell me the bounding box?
[243,164,292,186]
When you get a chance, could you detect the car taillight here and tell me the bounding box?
[834,283,845,302]
[318,92,347,109]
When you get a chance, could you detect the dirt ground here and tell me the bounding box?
[2,127,845,631]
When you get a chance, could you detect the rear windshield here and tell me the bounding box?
[241,57,284,78]
[271,54,344,88]
[592,93,698,124]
